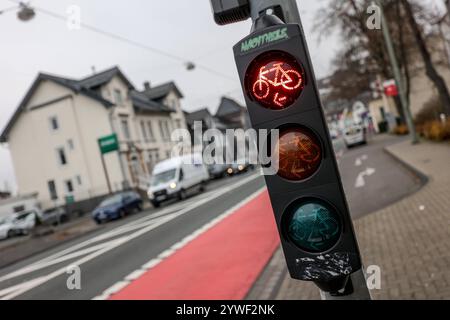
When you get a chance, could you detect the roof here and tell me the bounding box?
[130,91,171,114]
[0,72,114,142]
[142,82,183,101]
[0,66,179,142]
[78,66,135,90]
[184,108,212,125]
[215,97,245,118]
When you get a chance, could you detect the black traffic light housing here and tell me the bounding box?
[210,0,250,25]
[233,18,362,293]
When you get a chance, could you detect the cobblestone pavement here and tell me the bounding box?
[248,139,450,300]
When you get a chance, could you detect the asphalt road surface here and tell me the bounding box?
[335,134,422,219]
[0,134,421,300]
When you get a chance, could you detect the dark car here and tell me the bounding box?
[42,207,68,226]
[92,191,143,224]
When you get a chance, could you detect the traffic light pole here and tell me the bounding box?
[375,0,419,144]
[248,0,301,24]
[248,0,372,301]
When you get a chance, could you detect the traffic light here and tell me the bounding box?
[233,18,362,293]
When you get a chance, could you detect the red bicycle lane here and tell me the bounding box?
[109,190,279,300]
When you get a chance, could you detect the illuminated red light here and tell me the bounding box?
[246,51,305,109]
[274,127,322,181]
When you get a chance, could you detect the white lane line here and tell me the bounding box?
[0,173,262,298]
[19,190,219,271]
[355,167,376,188]
[355,154,368,167]
[93,186,267,300]
[125,269,147,281]
[0,239,124,281]
[0,174,259,284]
[141,259,162,270]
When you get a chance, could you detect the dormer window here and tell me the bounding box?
[114,89,123,105]
[169,99,177,110]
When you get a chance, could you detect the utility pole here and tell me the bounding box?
[375,0,419,144]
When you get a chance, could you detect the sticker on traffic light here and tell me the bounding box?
[273,126,322,181]
[284,199,341,253]
[245,51,305,109]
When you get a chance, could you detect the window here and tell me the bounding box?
[159,120,171,141]
[56,147,67,165]
[175,119,182,129]
[140,121,148,141]
[65,180,74,193]
[121,119,131,140]
[76,175,82,186]
[67,139,75,150]
[165,121,171,139]
[114,89,123,105]
[159,121,166,141]
[49,116,59,131]
[48,180,58,200]
[147,121,155,141]
[166,151,170,159]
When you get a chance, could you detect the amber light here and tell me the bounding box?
[274,127,322,181]
[245,51,305,110]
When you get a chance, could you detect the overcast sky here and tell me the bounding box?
[0,0,339,193]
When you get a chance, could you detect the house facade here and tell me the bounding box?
[185,97,252,163]
[0,66,187,209]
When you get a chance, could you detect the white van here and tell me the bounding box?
[147,154,210,208]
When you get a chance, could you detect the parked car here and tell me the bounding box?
[91,191,143,224]
[228,157,255,175]
[147,154,210,208]
[343,124,366,147]
[41,207,69,226]
[0,211,37,240]
[207,163,228,179]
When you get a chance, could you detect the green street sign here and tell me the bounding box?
[65,195,75,204]
[98,133,119,154]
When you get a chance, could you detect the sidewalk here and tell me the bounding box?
[248,139,450,300]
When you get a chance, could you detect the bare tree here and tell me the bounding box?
[316,0,409,120]
[317,0,450,117]
[400,0,450,116]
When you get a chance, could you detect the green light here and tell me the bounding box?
[287,201,341,253]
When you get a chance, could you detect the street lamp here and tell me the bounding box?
[185,61,196,71]
[17,2,35,22]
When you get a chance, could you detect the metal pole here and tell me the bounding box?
[101,153,112,194]
[108,110,128,189]
[375,0,419,144]
[248,0,371,300]
[249,0,301,24]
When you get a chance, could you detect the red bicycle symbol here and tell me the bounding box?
[252,62,303,106]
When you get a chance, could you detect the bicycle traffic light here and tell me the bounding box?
[233,21,362,293]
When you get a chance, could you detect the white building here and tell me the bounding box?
[0,66,187,209]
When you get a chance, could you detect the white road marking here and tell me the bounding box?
[355,154,368,167]
[0,173,262,299]
[93,186,267,300]
[355,167,376,188]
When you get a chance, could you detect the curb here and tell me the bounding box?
[383,145,429,186]
[248,142,431,300]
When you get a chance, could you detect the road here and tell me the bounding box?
[0,134,421,300]
[334,134,422,219]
